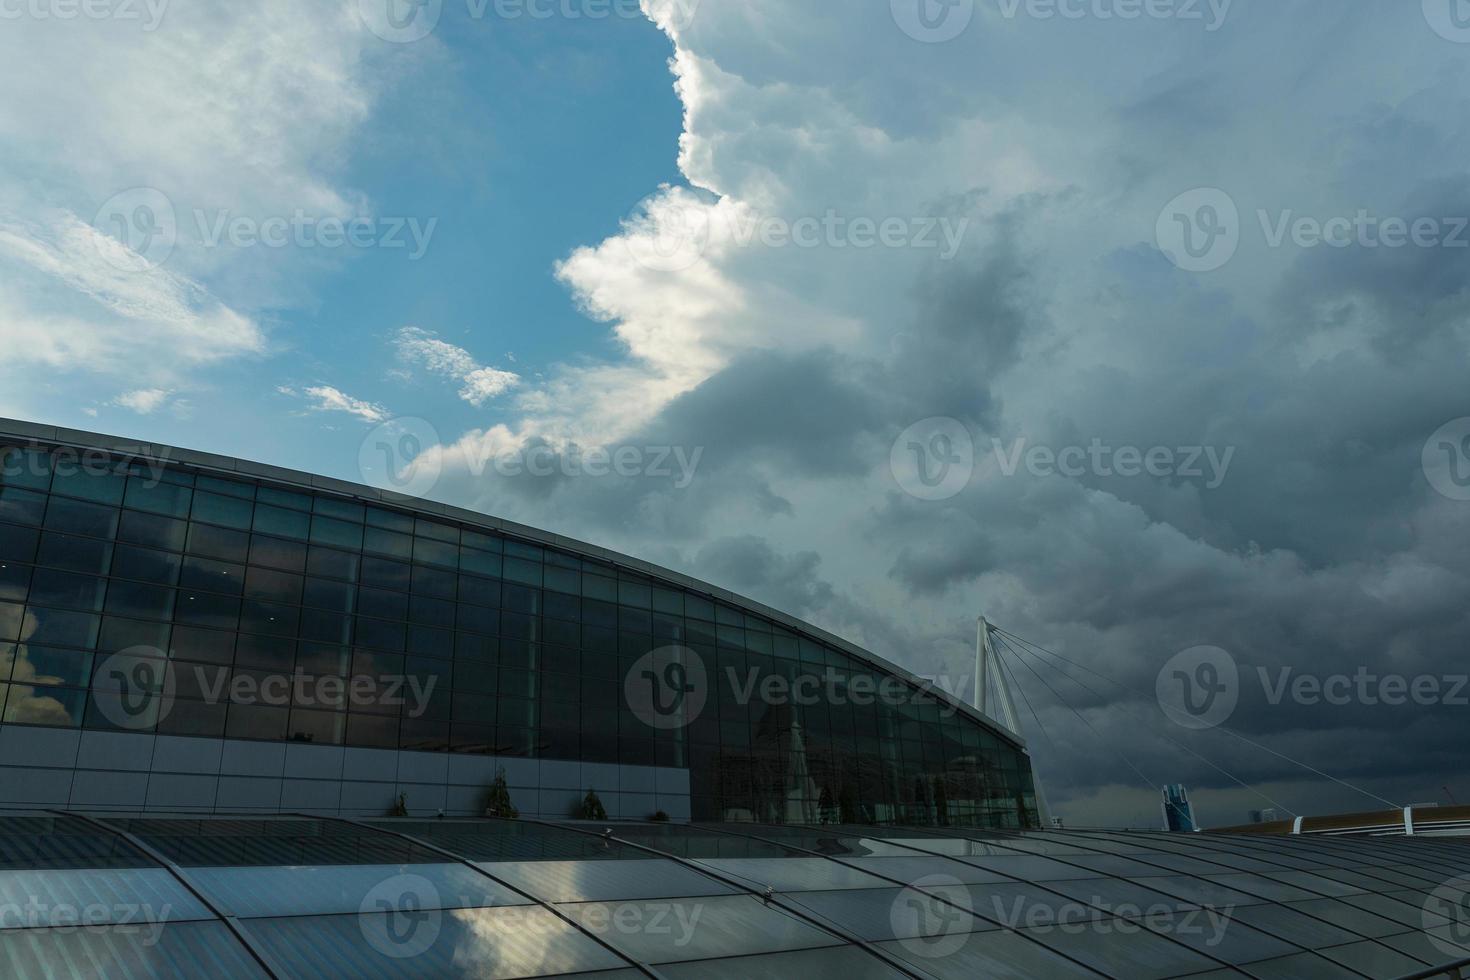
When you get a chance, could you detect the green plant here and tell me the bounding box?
[484,767,519,819]
[576,788,608,821]
[388,792,408,818]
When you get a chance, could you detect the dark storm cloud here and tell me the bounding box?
[644,347,883,478]
[691,535,835,618]
[419,0,1470,827]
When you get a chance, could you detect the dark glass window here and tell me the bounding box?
[415,519,458,543]
[0,523,39,562]
[50,467,125,506]
[304,579,355,612]
[355,617,405,653]
[191,491,253,530]
[365,507,413,533]
[459,549,500,577]
[118,510,187,552]
[407,625,453,659]
[314,497,364,523]
[412,537,458,568]
[412,565,456,599]
[38,533,112,575]
[28,569,106,613]
[22,607,99,649]
[181,556,245,595]
[409,595,455,629]
[503,558,541,586]
[104,581,176,621]
[288,708,346,745]
[124,480,192,518]
[235,634,295,672]
[361,557,409,592]
[0,448,52,490]
[175,592,240,631]
[239,601,298,637]
[345,712,398,748]
[307,546,358,582]
[357,586,407,621]
[310,516,363,551]
[112,544,181,585]
[157,699,227,737]
[0,562,30,603]
[226,703,288,741]
[253,504,309,540]
[197,475,254,500]
[187,523,249,563]
[169,625,236,665]
[258,486,310,511]
[457,604,498,635]
[99,616,171,655]
[300,609,352,645]
[458,575,500,608]
[0,487,47,525]
[13,645,92,688]
[363,527,412,559]
[5,684,85,726]
[455,632,496,662]
[245,568,303,605]
[249,535,307,572]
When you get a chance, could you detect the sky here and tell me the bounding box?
[2,0,1469,829]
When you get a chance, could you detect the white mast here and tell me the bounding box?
[977,615,1052,827]
[975,616,1021,734]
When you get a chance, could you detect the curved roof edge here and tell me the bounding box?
[0,416,1026,752]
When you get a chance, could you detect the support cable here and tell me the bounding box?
[989,634,1158,795]
[996,632,1297,818]
[993,626,1400,811]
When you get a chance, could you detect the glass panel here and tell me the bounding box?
[1019,921,1219,979]
[877,930,1098,979]
[563,895,840,963]
[242,905,625,978]
[1315,940,1429,978]
[0,867,212,927]
[185,862,528,918]
[481,859,734,904]
[0,920,268,980]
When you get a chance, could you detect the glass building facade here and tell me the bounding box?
[0,424,1038,827]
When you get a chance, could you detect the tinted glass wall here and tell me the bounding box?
[0,439,1037,828]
